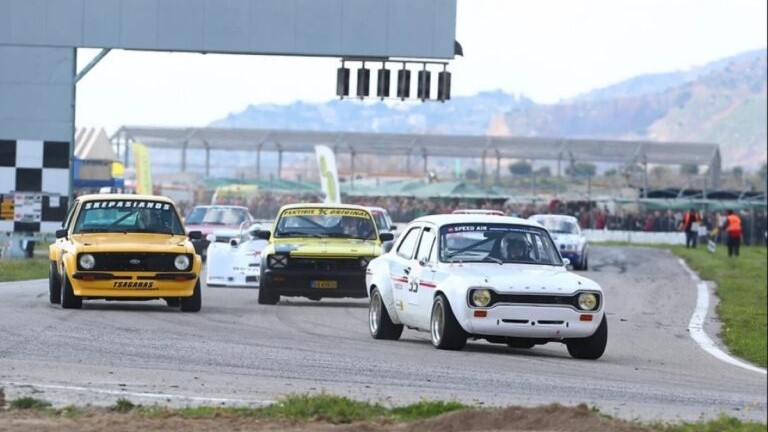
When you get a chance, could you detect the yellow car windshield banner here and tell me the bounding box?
[282,208,370,218]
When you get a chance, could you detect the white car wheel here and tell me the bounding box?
[369,288,403,340]
[430,295,467,350]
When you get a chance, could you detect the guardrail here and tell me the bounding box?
[584,229,686,245]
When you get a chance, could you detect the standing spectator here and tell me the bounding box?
[680,208,702,248]
[721,209,743,261]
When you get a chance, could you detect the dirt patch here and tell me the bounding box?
[0,404,654,432]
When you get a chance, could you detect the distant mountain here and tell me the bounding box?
[504,49,767,168]
[210,90,535,136]
[201,49,766,175]
[570,49,766,102]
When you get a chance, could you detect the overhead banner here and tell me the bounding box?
[132,142,153,195]
[315,145,340,204]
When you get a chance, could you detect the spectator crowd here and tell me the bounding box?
[204,192,767,246]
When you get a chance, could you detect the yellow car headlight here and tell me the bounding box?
[174,254,190,271]
[578,293,598,311]
[471,289,492,307]
[79,254,95,270]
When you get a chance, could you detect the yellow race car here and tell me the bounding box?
[254,203,395,304]
[48,194,203,311]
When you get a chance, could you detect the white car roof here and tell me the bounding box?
[528,214,578,223]
[193,205,250,211]
[412,214,543,228]
[365,206,390,214]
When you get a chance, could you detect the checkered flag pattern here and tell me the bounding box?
[0,139,70,233]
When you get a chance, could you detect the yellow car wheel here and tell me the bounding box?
[180,280,201,312]
[48,262,61,305]
[61,274,82,309]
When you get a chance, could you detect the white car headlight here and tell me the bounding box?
[79,254,95,270]
[174,254,190,271]
[471,289,492,307]
[578,293,598,311]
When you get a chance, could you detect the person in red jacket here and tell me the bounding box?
[680,208,702,248]
[721,209,743,258]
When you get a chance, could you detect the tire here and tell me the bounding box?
[165,298,181,307]
[566,316,608,359]
[368,288,403,340]
[180,280,202,312]
[430,294,467,350]
[60,274,82,309]
[49,261,61,305]
[582,256,589,271]
[257,283,280,305]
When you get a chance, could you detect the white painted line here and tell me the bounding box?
[2,381,276,406]
[678,258,767,375]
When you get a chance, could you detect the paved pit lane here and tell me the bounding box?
[0,246,765,423]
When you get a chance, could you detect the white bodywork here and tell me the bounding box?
[366,206,397,233]
[528,214,589,270]
[366,214,605,352]
[205,225,267,288]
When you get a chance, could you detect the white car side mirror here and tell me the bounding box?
[206,233,216,243]
[562,258,571,267]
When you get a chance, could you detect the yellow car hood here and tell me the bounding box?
[72,234,192,253]
[271,238,380,257]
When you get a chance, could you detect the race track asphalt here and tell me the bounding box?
[0,246,765,423]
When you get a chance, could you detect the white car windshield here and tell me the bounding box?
[73,200,185,235]
[186,207,249,225]
[535,218,579,234]
[275,207,376,240]
[439,223,563,266]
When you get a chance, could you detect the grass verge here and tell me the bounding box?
[596,242,766,368]
[0,257,49,282]
[169,394,467,423]
[669,245,766,368]
[3,394,764,431]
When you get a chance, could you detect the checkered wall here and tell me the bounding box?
[0,139,70,233]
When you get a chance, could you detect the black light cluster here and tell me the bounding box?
[336,59,451,102]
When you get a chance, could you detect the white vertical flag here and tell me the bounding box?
[315,145,341,204]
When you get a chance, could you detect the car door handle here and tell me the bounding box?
[403,267,411,275]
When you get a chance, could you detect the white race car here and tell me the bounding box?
[205,224,268,288]
[528,214,589,270]
[365,214,607,359]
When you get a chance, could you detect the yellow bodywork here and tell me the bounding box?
[262,203,384,260]
[49,194,201,299]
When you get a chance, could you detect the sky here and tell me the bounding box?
[75,0,768,134]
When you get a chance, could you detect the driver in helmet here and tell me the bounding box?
[505,236,530,261]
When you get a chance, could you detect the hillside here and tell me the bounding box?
[504,49,767,168]
[204,49,767,174]
[210,90,534,136]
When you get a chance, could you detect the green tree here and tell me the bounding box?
[464,168,479,181]
[566,163,596,177]
[535,166,551,178]
[680,164,699,175]
[732,166,743,179]
[508,161,532,176]
[651,165,671,180]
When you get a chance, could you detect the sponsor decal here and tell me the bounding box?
[281,208,370,218]
[85,201,171,210]
[443,224,538,235]
[112,281,155,289]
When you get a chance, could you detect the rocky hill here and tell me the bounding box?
[505,49,767,168]
[208,49,767,171]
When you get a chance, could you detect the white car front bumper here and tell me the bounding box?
[458,305,602,339]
